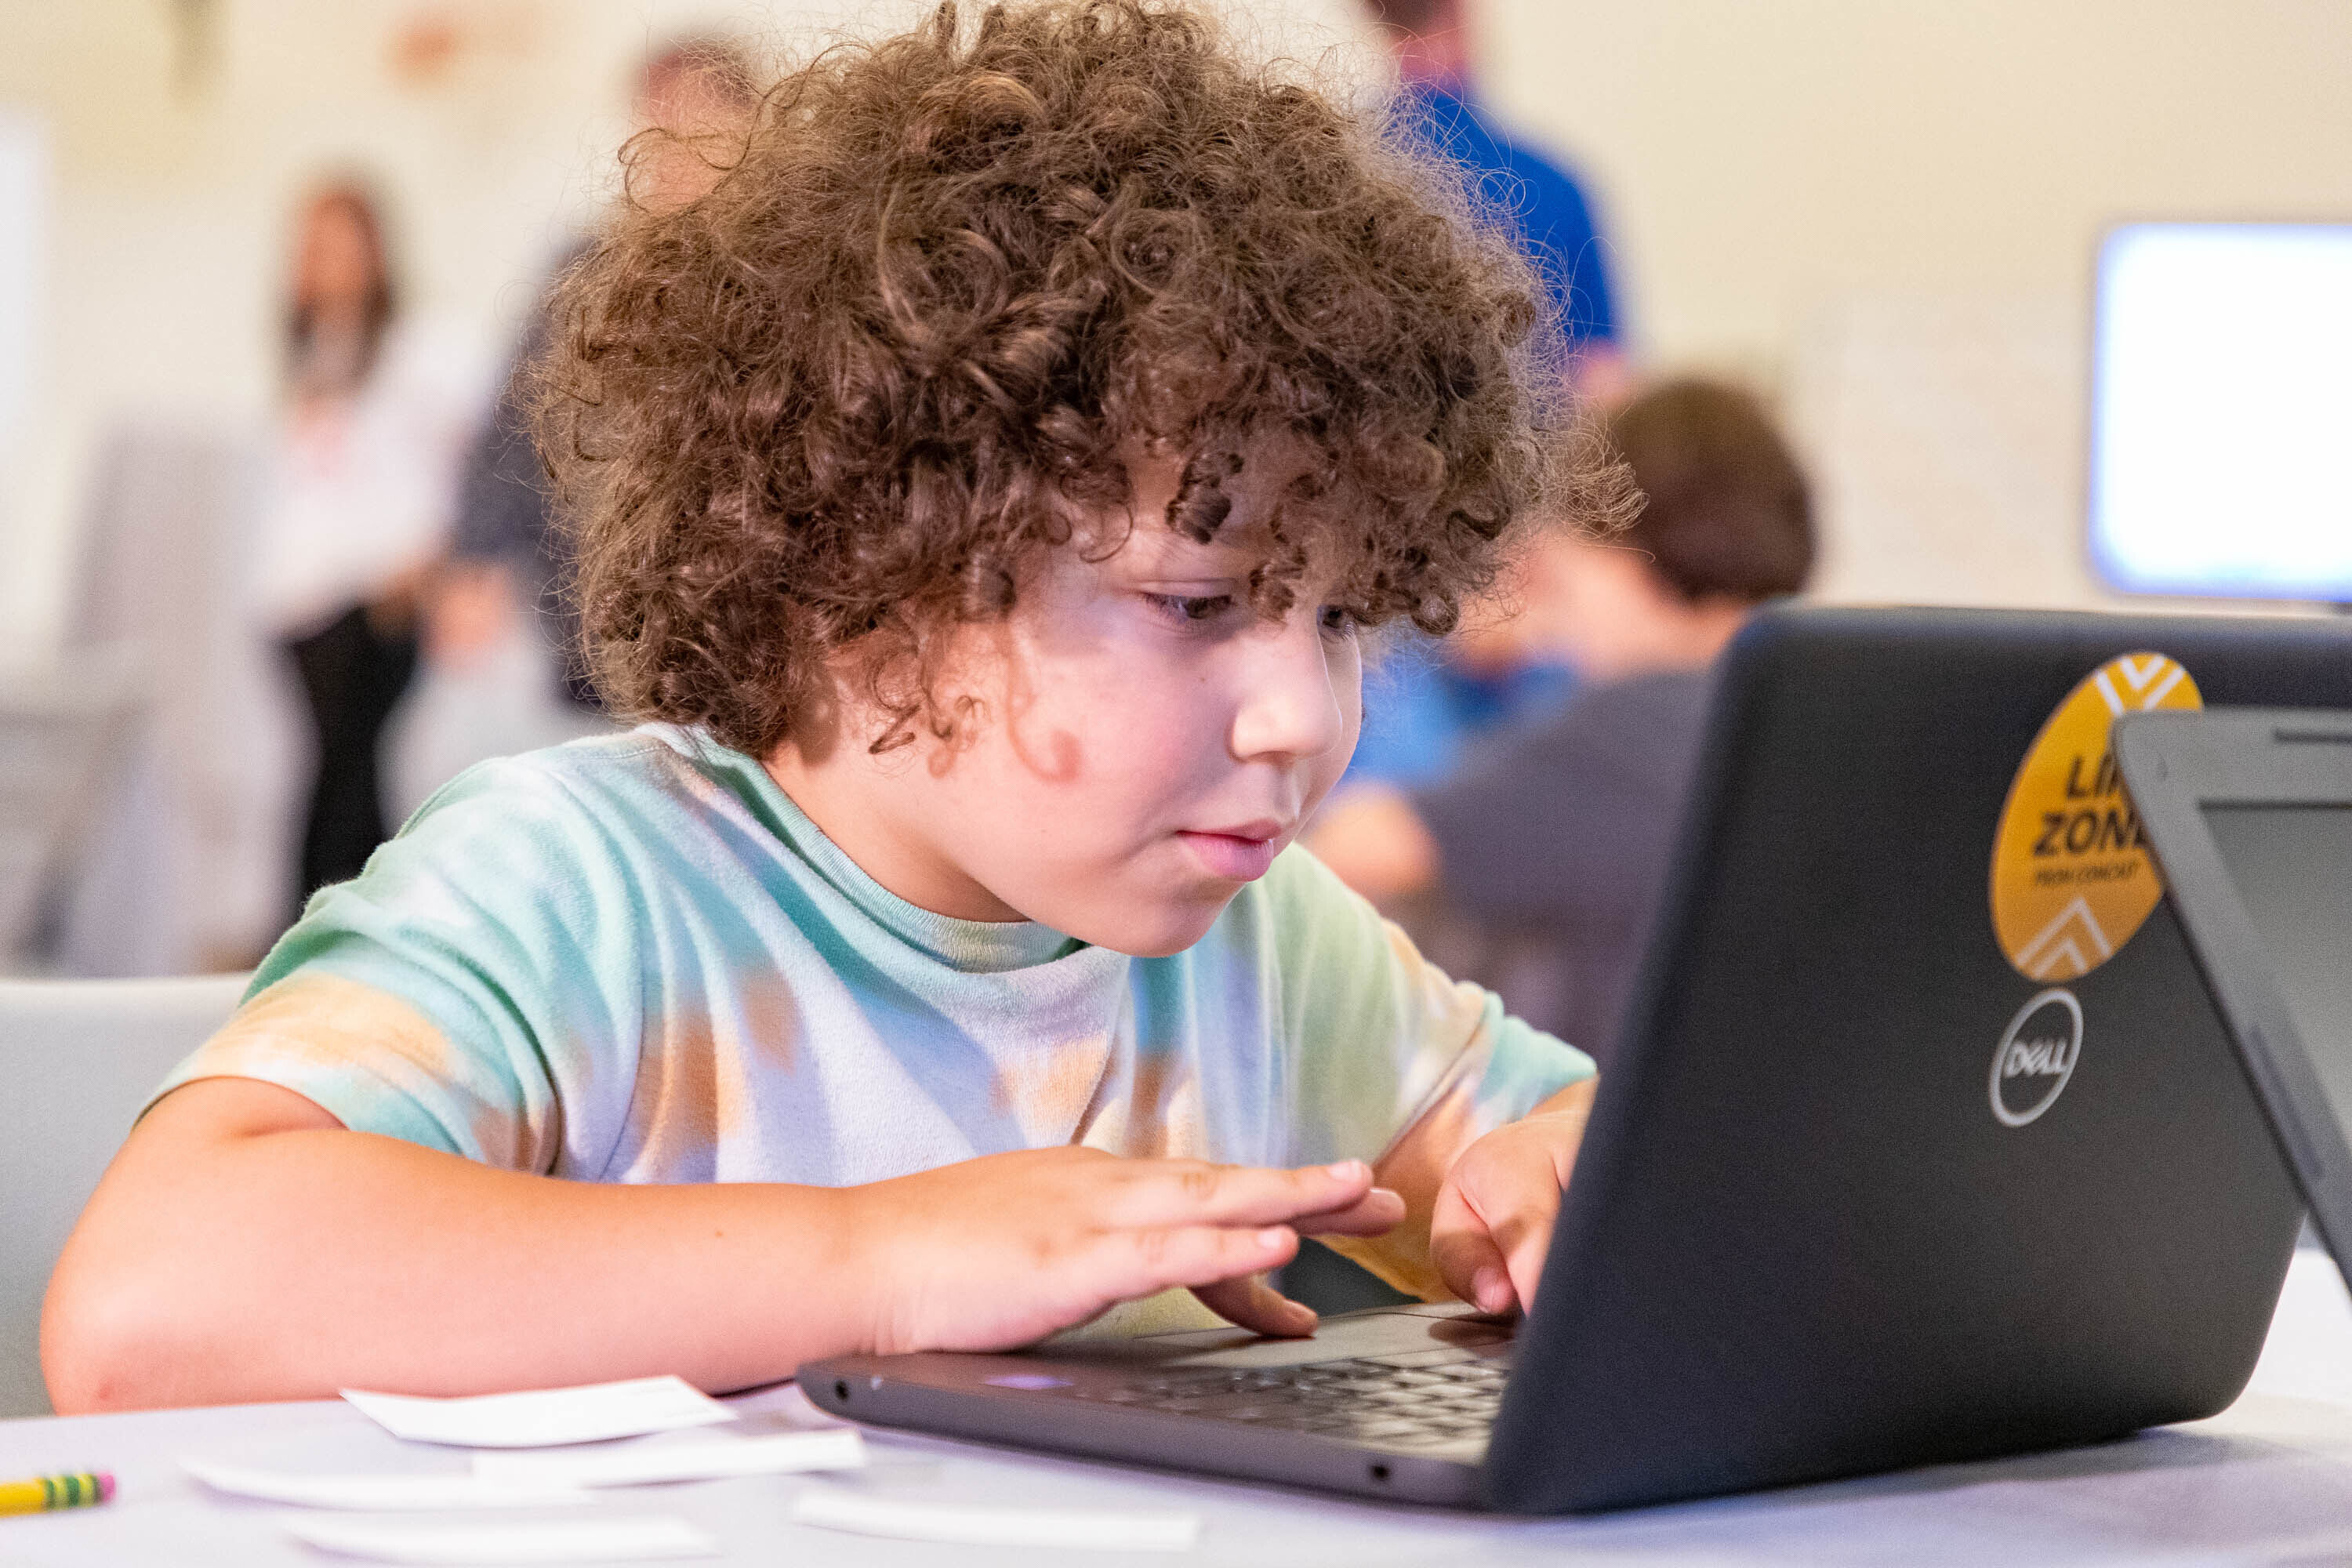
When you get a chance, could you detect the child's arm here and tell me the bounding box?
[42,1076,1400,1414]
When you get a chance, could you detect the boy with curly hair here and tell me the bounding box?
[45,0,1626,1410]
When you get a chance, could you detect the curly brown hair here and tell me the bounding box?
[537,0,1626,757]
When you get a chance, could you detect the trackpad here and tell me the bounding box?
[1027,1305,1515,1371]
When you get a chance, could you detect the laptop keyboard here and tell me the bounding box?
[1059,1348,1509,1449]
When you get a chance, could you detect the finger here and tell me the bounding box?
[1085,1223,1302,1306]
[1431,1219,1517,1315]
[1431,1171,1519,1314]
[1110,1159,1377,1230]
[1459,1160,1563,1316]
[1192,1275,1317,1338]
[1494,1199,1556,1315]
[1292,1187,1406,1238]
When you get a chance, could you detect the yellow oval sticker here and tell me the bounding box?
[1989,652,2201,981]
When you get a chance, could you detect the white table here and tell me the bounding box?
[9,1252,2352,1566]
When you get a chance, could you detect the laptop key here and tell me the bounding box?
[1381,1370,1447,1387]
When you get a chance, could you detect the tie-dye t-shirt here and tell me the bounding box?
[157,724,1591,1325]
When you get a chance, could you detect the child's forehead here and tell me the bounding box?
[1084,441,1339,560]
[1098,518,1255,575]
[1077,500,1344,588]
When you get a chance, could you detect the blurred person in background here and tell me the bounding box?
[1367,0,1626,403]
[427,36,762,707]
[1342,0,1631,795]
[1309,379,1814,1070]
[1341,550,1587,792]
[252,179,481,920]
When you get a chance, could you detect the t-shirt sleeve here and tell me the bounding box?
[146,754,647,1173]
[1269,846,1592,1167]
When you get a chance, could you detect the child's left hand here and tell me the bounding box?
[1428,1080,1595,1316]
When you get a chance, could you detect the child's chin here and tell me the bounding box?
[1083,900,1231,960]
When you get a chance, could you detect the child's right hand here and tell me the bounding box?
[848,1149,1403,1354]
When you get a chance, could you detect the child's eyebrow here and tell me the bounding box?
[1112,528,1259,578]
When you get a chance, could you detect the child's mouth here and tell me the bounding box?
[1176,828,1283,882]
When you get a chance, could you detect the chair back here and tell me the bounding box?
[0,973,247,1417]
[0,656,143,965]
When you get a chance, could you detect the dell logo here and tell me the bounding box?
[1990,988,2084,1127]
[2004,1037,2075,1078]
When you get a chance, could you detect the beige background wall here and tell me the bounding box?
[4,0,2350,648]
[1483,0,2352,372]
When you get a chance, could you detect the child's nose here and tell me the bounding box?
[1229,617,1346,765]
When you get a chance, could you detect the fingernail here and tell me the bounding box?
[1258,1226,1292,1248]
[1370,1186,1402,1204]
[1325,1160,1367,1181]
[1472,1267,1508,1311]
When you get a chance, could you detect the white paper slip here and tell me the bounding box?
[790,1483,1200,1553]
[182,1457,591,1512]
[341,1377,736,1448]
[283,1513,717,1563]
[474,1428,866,1488]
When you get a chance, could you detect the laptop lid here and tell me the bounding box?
[2115,707,2352,1271]
[1487,605,2350,1512]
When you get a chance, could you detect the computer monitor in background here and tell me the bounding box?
[2090,222,2352,603]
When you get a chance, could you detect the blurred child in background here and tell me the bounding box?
[1310,379,1814,1069]
[251,180,482,920]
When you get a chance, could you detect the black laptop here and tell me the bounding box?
[802,606,2352,1512]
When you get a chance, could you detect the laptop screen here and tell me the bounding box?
[2202,803,2352,1129]
[2098,223,2352,606]
[2091,223,2352,600]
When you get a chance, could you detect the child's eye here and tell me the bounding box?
[1143,593,1238,625]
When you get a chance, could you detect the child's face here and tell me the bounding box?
[782,453,1363,957]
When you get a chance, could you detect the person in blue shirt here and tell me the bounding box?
[1346,0,1631,792]
[1366,0,1627,397]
